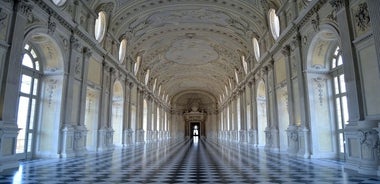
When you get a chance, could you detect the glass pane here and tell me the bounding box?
[342,96,349,125]
[336,98,342,128]
[22,54,34,68]
[29,99,36,130]
[16,97,30,154]
[339,133,345,153]
[334,77,339,95]
[339,75,346,93]
[35,61,40,71]
[20,75,32,94]
[334,47,340,55]
[30,49,37,59]
[27,132,33,152]
[337,55,343,66]
[24,44,30,50]
[332,58,336,69]
[33,79,38,96]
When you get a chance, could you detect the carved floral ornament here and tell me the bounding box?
[355,3,370,32]
[329,0,344,11]
[358,129,379,149]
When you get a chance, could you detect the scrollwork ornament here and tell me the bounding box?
[97,2,114,14]
[358,130,379,149]
[355,3,370,32]
[290,132,298,142]
[329,0,344,12]
[281,45,291,57]
[47,11,56,35]
[0,8,7,33]
[16,0,33,17]
[70,35,80,51]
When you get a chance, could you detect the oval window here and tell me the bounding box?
[94,11,107,42]
[269,9,280,39]
[252,37,260,61]
[118,39,127,63]
[52,0,66,6]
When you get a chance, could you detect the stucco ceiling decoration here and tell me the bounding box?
[108,0,268,102]
[165,38,219,65]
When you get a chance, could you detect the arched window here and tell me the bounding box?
[94,11,107,42]
[252,37,260,61]
[16,44,42,155]
[268,9,280,39]
[52,0,66,6]
[118,38,127,63]
[330,46,347,155]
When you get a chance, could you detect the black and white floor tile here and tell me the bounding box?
[1,137,379,183]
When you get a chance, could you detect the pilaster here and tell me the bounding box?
[292,33,311,158]
[0,0,32,171]
[366,0,380,77]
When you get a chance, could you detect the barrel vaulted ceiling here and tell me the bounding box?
[100,0,281,103]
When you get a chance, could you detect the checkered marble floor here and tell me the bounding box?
[1,137,379,183]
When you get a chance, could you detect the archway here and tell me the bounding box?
[256,80,267,147]
[84,87,100,151]
[16,32,64,159]
[307,28,346,158]
[111,81,124,146]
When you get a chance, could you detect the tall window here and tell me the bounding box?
[252,37,260,61]
[16,44,42,156]
[330,46,348,156]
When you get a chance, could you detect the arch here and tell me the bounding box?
[306,27,343,158]
[19,31,65,158]
[256,79,267,147]
[306,26,340,70]
[111,80,124,146]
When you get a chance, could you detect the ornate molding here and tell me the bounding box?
[355,3,370,32]
[47,11,56,35]
[96,2,114,14]
[329,0,344,12]
[16,0,33,17]
[358,129,379,149]
[281,45,291,57]
[70,35,81,51]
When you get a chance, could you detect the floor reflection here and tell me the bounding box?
[0,138,379,183]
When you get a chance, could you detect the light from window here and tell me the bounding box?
[22,54,34,69]
[253,37,260,61]
[269,9,280,39]
[118,39,127,63]
[332,46,342,68]
[52,0,66,6]
[95,11,106,42]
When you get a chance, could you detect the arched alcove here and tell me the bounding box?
[306,27,344,158]
[19,32,64,158]
[256,80,267,147]
[111,80,124,146]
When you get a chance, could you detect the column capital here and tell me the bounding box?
[16,0,33,17]
[329,0,345,11]
[83,47,92,58]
